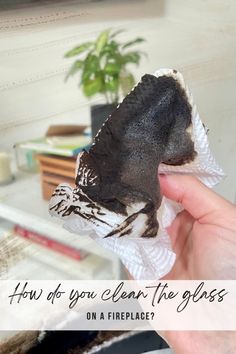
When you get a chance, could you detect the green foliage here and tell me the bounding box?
[64,29,146,104]
[65,42,93,57]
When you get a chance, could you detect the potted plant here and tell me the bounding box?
[65,29,146,137]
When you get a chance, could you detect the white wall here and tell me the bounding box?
[0,0,235,201]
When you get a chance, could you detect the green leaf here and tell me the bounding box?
[85,54,99,72]
[64,29,147,102]
[105,76,119,92]
[82,76,103,97]
[120,72,135,96]
[122,52,141,65]
[100,41,119,57]
[104,62,120,74]
[64,42,93,58]
[81,69,91,84]
[81,54,100,83]
[122,37,145,49]
[96,29,109,55]
[65,60,84,81]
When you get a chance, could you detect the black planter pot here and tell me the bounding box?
[91,104,117,139]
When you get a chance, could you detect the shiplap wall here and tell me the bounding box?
[0,0,235,201]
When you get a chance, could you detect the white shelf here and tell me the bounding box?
[0,171,121,279]
[0,224,113,280]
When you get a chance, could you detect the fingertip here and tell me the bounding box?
[159,173,183,201]
[158,174,228,220]
[159,173,168,188]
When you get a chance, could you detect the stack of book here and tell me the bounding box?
[0,225,110,280]
[19,133,91,158]
[14,224,87,261]
[15,125,92,199]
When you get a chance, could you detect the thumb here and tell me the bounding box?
[159,174,231,221]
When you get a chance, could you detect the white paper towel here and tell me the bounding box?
[49,68,224,280]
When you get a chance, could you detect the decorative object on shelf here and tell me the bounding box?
[14,224,87,261]
[14,124,91,199]
[0,152,13,185]
[14,145,39,173]
[37,154,76,200]
[15,125,91,160]
[65,29,146,138]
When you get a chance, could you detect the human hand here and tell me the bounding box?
[159,174,236,280]
[158,174,236,354]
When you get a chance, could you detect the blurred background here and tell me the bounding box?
[0,0,235,352]
[0,0,235,200]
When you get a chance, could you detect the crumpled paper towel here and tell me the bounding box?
[49,68,224,280]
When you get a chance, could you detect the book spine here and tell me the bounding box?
[14,225,86,261]
[20,143,73,157]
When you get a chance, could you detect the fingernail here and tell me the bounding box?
[159,174,167,179]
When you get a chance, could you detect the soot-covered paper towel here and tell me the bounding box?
[49,68,224,280]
